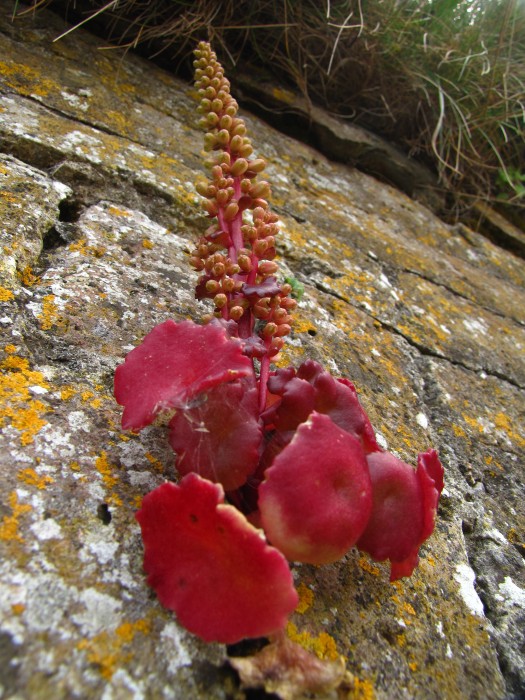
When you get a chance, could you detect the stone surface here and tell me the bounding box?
[1,3,524,699]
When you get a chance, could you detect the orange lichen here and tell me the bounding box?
[358,555,381,576]
[286,622,339,661]
[95,451,119,490]
[38,294,64,331]
[68,238,106,258]
[348,675,375,699]
[17,468,54,490]
[77,618,151,680]
[60,386,76,400]
[11,603,25,615]
[0,354,50,444]
[107,206,131,217]
[144,452,164,473]
[0,286,15,302]
[0,59,57,97]
[494,411,525,448]
[295,583,314,614]
[142,239,154,249]
[17,265,39,287]
[0,492,32,542]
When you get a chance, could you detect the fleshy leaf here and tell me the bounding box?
[356,449,444,580]
[259,412,373,565]
[168,378,262,491]
[265,361,379,453]
[114,319,252,431]
[136,474,298,643]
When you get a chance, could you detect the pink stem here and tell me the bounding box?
[258,354,270,413]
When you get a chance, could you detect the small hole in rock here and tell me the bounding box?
[97,503,112,525]
[307,329,317,336]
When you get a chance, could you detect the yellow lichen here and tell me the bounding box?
[0,286,15,302]
[17,468,54,490]
[38,294,64,331]
[358,555,381,576]
[95,451,119,490]
[0,492,32,543]
[60,385,76,400]
[286,622,339,661]
[17,266,39,287]
[68,238,107,258]
[77,618,151,680]
[494,411,525,448]
[295,583,314,614]
[144,452,164,472]
[142,239,154,249]
[0,354,50,444]
[107,206,131,217]
[348,676,375,700]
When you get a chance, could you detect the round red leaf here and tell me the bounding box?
[136,474,298,643]
[259,412,373,565]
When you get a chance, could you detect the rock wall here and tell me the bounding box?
[1,3,524,699]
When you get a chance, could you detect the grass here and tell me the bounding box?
[17,0,525,220]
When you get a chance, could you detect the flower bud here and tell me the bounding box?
[253,239,269,257]
[203,133,217,150]
[253,305,271,320]
[216,189,231,206]
[219,114,233,130]
[230,134,244,153]
[206,112,219,127]
[263,322,277,337]
[230,158,249,177]
[223,202,239,221]
[250,181,271,199]
[248,158,266,173]
[229,306,244,321]
[214,293,228,309]
[211,98,223,113]
[216,129,230,146]
[204,86,216,100]
[203,199,218,216]
[206,279,220,294]
[269,337,285,354]
[211,165,223,181]
[222,277,235,293]
[280,297,297,310]
[225,103,237,117]
[195,180,210,197]
[237,254,252,272]
[189,257,205,271]
[239,143,254,158]
[240,178,252,193]
[212,262,226,277]
[258,260,279,276]
[232,123,247,137]
[275,324,292,337]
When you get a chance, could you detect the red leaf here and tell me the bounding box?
[168,378,262,491]
[136,474,298,643]
[265,361,379,454]
[259,412,373,565]
[356,449,444,580]
[114,320,252,431]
